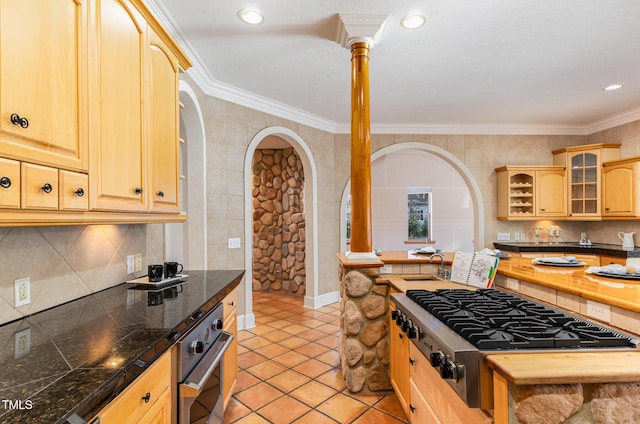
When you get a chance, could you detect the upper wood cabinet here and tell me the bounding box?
[496,166,566,220]
[0,0,89,172]
[89,0,146,212]
[0,0,191,225]
[148,28,180,213]
[552,143,620,219]
[602,156,640,217]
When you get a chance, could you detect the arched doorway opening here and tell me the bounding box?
[340,142,485,253]
[243,127,319,329]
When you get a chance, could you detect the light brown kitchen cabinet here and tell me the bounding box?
[222,289,238,410]
[496,166,566,220]
[602,156,640,217]
[21,163,59,210]
[389,301,411,417]
[0,0,191,226]
[0,158,20,208]
[93,349,172,424]
[148,28,181,213]
[409,343,492,424]
[552,143,620,219]
[89,0,146,212]
[59,170,89,211]
[0,0,89,172]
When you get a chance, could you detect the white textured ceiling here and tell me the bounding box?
[148,0,640,134]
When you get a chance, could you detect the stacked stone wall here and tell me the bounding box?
[252,148,305,294]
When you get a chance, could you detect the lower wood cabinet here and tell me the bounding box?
[93,350,172,424]
[409,343,492,424]
[222,288,238,410]
[389,300,410,417]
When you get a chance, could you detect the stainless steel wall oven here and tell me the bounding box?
[177,303,233,424]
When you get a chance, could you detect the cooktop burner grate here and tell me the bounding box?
[406,289,636,350]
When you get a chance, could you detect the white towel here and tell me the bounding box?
[585,264,627,275]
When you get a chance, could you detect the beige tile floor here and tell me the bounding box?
[223,291,409,424]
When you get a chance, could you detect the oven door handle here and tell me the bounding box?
[180,331,233,399]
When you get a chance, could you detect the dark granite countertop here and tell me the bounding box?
[493,242,640,258]
[0,269,244,424]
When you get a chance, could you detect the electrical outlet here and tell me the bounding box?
[497,232,510,241]
[520,232,526,241]
[14,277,30,307]
[14,328,30,359]
[514,233,520,241]
[380,265,393,274]
[586,300,611,323]
[127,255,135,274]
[228,238,241,249]
[134,253,142,272]
[505,277,520,291]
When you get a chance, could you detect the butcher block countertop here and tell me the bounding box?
[486,351,640,385]
[373,250,640,314]
[496,255,640,314]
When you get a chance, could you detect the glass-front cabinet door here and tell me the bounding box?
[552,144,621,219]
[570,152,598,215]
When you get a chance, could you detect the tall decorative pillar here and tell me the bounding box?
[335,14,390,395]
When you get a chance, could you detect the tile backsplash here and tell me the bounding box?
[0,224,164,325]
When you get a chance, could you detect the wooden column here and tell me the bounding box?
[349,41,372,254]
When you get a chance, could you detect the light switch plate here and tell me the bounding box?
[228,238,241,249]
[497,232,510,241]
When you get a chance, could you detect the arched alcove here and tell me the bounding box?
[165,80,207,269]
[340,142,485,253]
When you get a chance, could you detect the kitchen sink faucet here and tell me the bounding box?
[429,253,449,279]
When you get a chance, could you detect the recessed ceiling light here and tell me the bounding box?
[238,8,264,25]
[604,84,623,91]
[401,14,426,29]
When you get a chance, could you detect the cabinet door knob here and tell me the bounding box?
[141,392,151,403]
[74,188,85,197]
[10,113,29,128]
[41,183,53,193]
[156,191,165,197]
[409,357,415,366]
[0,177,11,188]
[135,187,143,195]
[409,404,416,413]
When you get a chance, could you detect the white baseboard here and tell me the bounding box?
[238,313,255,330]
[304,290,340,309]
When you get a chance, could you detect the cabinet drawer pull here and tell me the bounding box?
[41,183,53,193]
[0,177,11,188]
[156,191,165,197]
[135,187,143,195]
[141,392,151,403]
[74,188,85,197]
[10,113,29,128]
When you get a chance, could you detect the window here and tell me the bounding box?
[408,187,432,241]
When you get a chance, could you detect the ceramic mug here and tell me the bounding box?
[148,264,164,282]
[164,261,183,278]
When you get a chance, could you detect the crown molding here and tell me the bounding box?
[334,122,589,135]
[143,1,640,138]
[585,107,640,135]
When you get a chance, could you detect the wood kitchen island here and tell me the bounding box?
[376,251,640,424]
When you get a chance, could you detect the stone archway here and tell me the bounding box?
[243,127,319,329]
